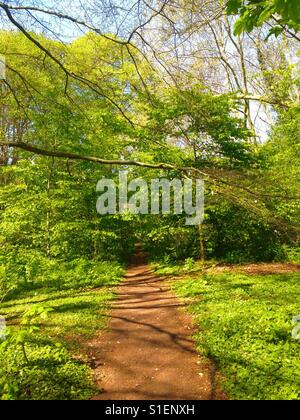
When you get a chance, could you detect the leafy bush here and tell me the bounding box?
[183,258,195,272]
[144,223,198,261]
[143,200,291,264]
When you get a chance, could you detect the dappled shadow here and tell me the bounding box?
[111,303,188,310]
[114,296,179,305]
[52,301,98,313]
[88,256,226,401]
[1,286,111,309]
[96,387,209,401]
[99,312,197,354]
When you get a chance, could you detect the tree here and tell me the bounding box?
[226,0,300,39]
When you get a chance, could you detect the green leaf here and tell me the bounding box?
[226,0,243,14]
[234,17,248,35]
[265,26,283,39]
[288,0,300,24]
[257,6,274,26]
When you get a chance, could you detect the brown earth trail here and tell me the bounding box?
[89,256,225,400]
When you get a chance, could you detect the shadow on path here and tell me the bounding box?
[89,252,226,400]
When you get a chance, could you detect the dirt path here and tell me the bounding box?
[89,258,224,400]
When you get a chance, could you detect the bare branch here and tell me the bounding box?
[234,94,290,109]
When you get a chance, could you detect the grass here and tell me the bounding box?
[2,287,115,345]
[166,265,300,400]
[2,257,299,400]
[0,263,124,400]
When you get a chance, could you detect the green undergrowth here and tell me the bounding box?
[0,260,124,400]
[169,266,300,400]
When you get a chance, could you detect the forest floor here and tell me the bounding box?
[89,252,226,400]
[163,261,300,400]
[1,256,299,400]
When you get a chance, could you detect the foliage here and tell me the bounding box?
[2,286,117,344]
[172,269,300,400]
[204,200,289,263]
[147,88,255,169]
[262,106,300,240]
[227,0,300,37]
[0,263,121,399]
[145,197,291,264]
[1,252,123,299]
[0,23,299,400]
[0,305,94,400]
[283,246,300,263]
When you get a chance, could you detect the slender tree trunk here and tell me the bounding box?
[198,223,205,262]
[46,158,54,259]
[237,35,256,142]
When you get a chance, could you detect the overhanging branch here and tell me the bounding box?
[1,141,299,201]
[234,94,290,109]
[0,141,180,171]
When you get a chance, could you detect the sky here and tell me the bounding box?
[0,0,140,42]
[1,1,296,142]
